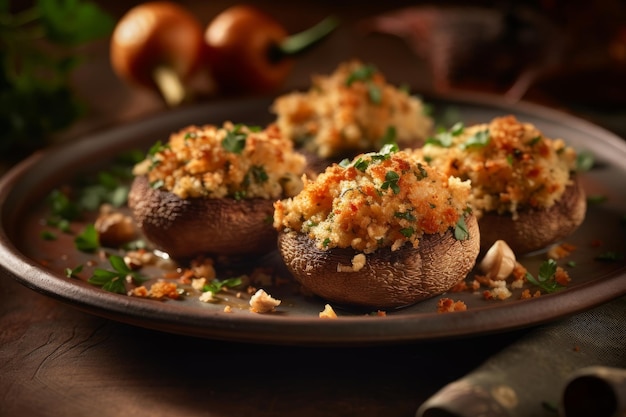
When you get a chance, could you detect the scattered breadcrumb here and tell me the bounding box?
[199,291,215,303]
[192,277,207,291]
[437,298,467,313]
[547,243,577,260]
[249,289,281,313]
[223,305,232,313]
[337,253,367,272]
[130,281,180,300]
[520,289,542,299]
[319,304,338,319]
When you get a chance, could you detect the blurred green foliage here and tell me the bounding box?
[0,0,114,159]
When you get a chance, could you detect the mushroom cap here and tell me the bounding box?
[128,175,277,260]
[277,213,480,309]
[478,174,586,255]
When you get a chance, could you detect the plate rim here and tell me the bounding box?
[1,91,625,345]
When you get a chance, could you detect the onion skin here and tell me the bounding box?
[478,175,586,255]
[204,5,293,95]
[128,175,277,260]
[277,214,480,309]
[110,1,205,99]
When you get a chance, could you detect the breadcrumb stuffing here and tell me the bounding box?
[249,289,281,313]
[274,148,471,253]
[417,115,578,218]
[133,122,306,200]
[272,60,433,158]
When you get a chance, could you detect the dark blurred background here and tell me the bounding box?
[3,0,626,158]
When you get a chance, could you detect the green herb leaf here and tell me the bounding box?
[525,259,564,293]
[345,64,377,85]
[595,251,624,262]
[249,165,268,183]
[74,223,99,252]
[454,216,469,241]
[381,126,397,145]
[394,211,416,221]
[400,227,414,237]
[88,254,146,294]
[65,264,83,278]
[367,84,382,104]
[461,129,490,149]
[221,125,247,154]
[381,171,400,194]
[38,0,115,45]
[587,195,607,204]
[576,151,594,172]
[425,132,453,148]
[203,277,243,294]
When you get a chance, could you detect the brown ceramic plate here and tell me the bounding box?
[1,93,625,346]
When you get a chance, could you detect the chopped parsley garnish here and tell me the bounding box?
[576,151,594,172]
[400,227,414,237]
[381,126,397,145]
[381,171,400,194]
[394,211,416,221]
[344,64,382,104]
[339,142,398,172]
[183,131,197,140]
[345,64,377,86]
[425,122,464,148]
[460,129,490,149]
[88,255,146,294]
[322,237,332,248]
[453,216,469,241]
[41,230,57,240]
[148,140,168,156]
[587,195,607,204]
[203,277,243,294]
[595,251,624,262]
[367,84,382,104]
[527,136,542,146]
[150,179,165,189]
[525,259,564,293]
[65,264,83,279]
[425,131,453,148]
[414,162,428,180]
[353,157,369,172]
[249,165,269,183]
[221,125,247,154]
[74,223,99,252]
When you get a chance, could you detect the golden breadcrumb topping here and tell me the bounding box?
[133,122,306,199]
[416,115,577,218]
[271,60,433,158]
[274,147,471,253]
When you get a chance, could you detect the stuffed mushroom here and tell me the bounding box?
[273,145,479,309]
[129,122,306,260]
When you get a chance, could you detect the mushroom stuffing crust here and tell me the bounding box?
[128,122,306,260]
[273,145,480,309]
[416,115,586,254]
[271,60,433,174]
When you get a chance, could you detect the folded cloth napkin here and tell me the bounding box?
[416,296,626,417]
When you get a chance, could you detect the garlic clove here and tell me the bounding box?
[479,239,516,280]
